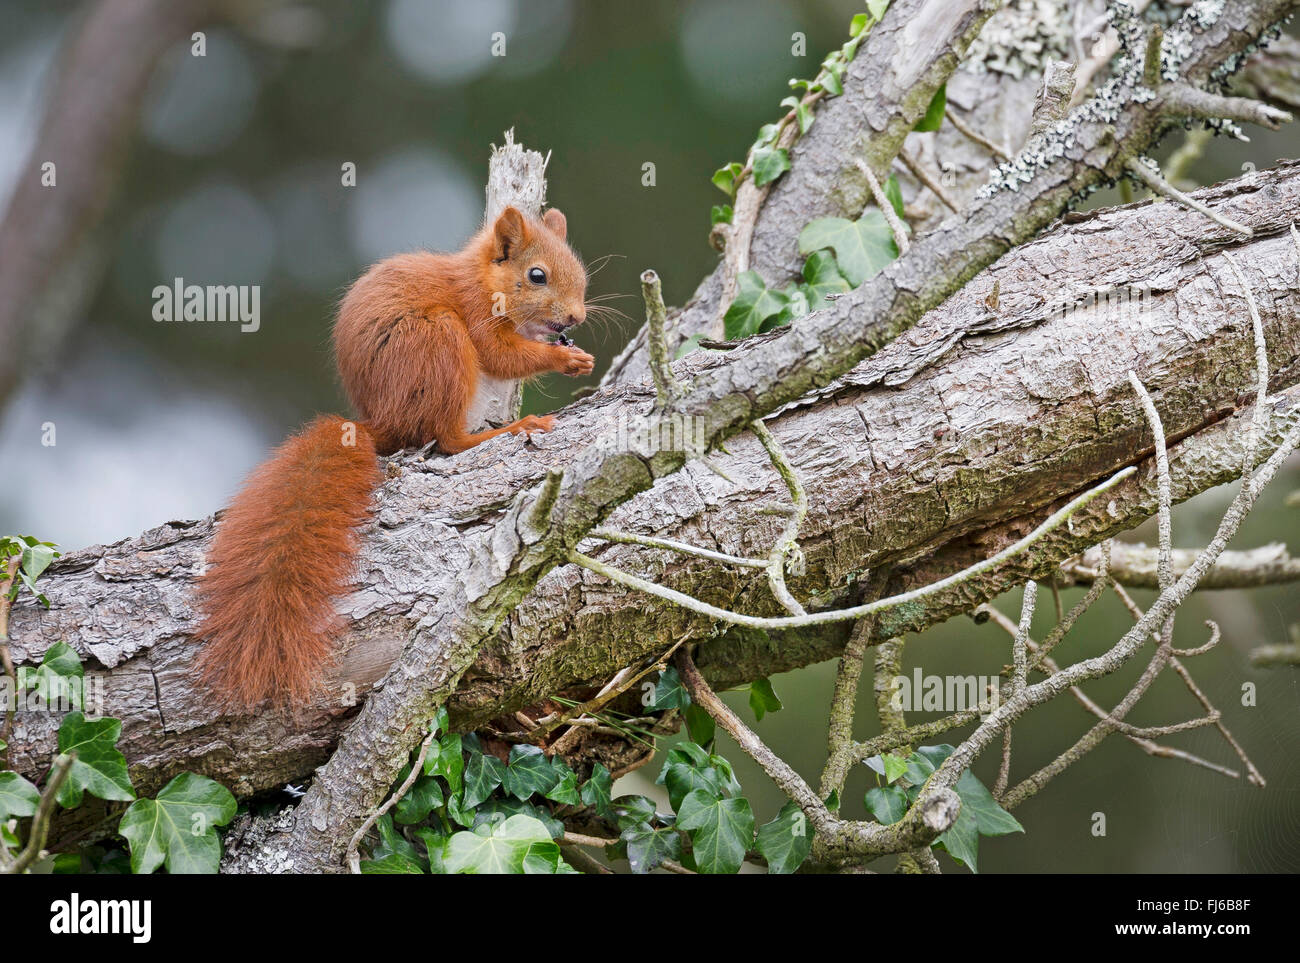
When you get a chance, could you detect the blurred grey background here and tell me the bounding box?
[0,0,1295,872]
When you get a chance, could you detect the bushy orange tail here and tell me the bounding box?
[195,415,382,710]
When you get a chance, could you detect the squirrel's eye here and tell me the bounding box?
[528,267,547,285]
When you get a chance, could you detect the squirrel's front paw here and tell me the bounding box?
[554,344,595,376]
[513,414,556,435]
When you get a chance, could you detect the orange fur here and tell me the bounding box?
[196,208,591,709]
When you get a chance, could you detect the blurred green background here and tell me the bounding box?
[0,0,1294,872]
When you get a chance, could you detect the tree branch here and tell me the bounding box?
[7,1,1296,871]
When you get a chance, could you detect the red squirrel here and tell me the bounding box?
[195,206,593,710]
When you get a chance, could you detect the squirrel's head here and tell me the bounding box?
[480,206,588,342]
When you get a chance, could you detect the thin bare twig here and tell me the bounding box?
[897,150,959,213]
[1111,583,1265,786]
[346,730,438,874]
[569,468,1134,631]
[532,634,689,746]
[641,269,677,408]
[750,418,809,616]
[1125,157,1252,237]
[855,158,909,254]
[822,567,894,797]
[996,582,1037,799]
[996,419,1300,806]
[1062,542,1300,589]
[980,603,1238,781]
[675,648,831,830]
[943,106,1009,161]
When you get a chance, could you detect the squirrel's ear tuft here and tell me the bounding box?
[542,208,567,241]
[492,206,527,261]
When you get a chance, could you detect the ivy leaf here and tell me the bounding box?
[675,333,706,359]
[658,748,742,807]
[684,703,716,746]
[898,744,1023,871]
[779,284,811,324]
[883,173,905,219]
[849,12,869,37]
[393,774,445,825]
[52,852,84,873]
[663,741,710,769]
[374,812,421,862]
[748,678,783,721]
[17,641,83,708]
[612,794,660,832]
[755,801,813,874]
[118,772,236,875]
[360,853,426,874]
[0,772,40,823]
[444,814,555,875]
[56,712,134,808]
[425,733,463,795]
[707,753,744,799]
[710,204,733,226]
[677,790,755,875]
[795,101,814,135]
[868,0,891,20]
[663,762,727,811]
[445,790,475,828]
[800,250,852,302]
[417,827,449,874]
[20,543,57,581]
[523,838,578,874]
[431,706,450,737]
[902,747,939,788]
[14,569,50,607]
[473,798,564,839]
[462,751,507,809]
[914,83,946,132]
[544,759,582,806]
[882,752,910,784]
[781,96,814,135]
[502,744,559,801]
[955,769,1023,837]
[936,802,982,871]
[723,270,790,340]
[798,212,898,286]
[752,148,790,185]
[750,123,781,154]
[712,161,743,197]
[621,822,682,874]
[864,785,909,825]
[580,763,614,819]
[650,667,689,711]
[821,60,844,97]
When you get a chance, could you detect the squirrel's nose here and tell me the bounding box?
[567,311,585,326]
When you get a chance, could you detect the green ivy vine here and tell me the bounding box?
[0,635,237,874]
[703,0,953,349]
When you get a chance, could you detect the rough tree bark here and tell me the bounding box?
[6,0,1298,870]
[10,158,1300,840]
